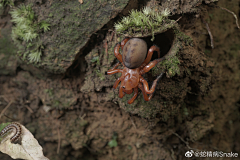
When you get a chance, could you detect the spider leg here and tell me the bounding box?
[139,73,164,94]
[107,62,122,75]
[138,83,153,101]
[113,38,130,65]
[140,45,160,69]
[119,86,125,98]
[140,57,165,75]
[127,87,138,104]
[114,38,131,64]
[114,43,124,65]
[113,76,124,89]
[120,38,130,50]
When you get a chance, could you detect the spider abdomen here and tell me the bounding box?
[122,38,148,69]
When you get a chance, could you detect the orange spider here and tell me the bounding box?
[107,38,165,104]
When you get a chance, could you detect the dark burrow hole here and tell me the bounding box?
[141,29,175,61]
[136,29,175,82]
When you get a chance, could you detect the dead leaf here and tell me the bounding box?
[78,0,83,4]
[0,123,49,160]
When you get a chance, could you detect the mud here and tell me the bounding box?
[0,0,240,160]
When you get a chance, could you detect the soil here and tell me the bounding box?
[0,0,240,160]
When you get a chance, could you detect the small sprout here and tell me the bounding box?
[132,16,142,26]
[44,89,54,97]
[9,9,23,20]
[114,22,124,31]
[142,7,151,15]
[24,30,38,42]
[108,139,117,148]
[28,12,35,21]
[108,132,118,148]
[154,12,163,23]
[95,70,105,81]
[162,8,170,17]
[27,43,33,48]
[90,56,99,63]
[122,17,131,25]
[0,0,14,7]
[130,10,139,19]
[40,21,51,32]
[18,4,34,19]
[28,50,42,63]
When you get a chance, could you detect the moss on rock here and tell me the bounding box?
[28,0,128,74]
[0,28,18,75]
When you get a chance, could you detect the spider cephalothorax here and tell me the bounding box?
[107,38,165,104]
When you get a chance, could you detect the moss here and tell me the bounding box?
[151,54,180,78]
[95,69,105,81]
[10,4,50,63]
[0,28,18,75]
[53,100,60,107]
[91,56,100,65]
[0,29,16,55]
[33,0,128,74]
[115,7,174,41]
[174,28,193,46]
[0,0,14,7]
[44,88,54,97]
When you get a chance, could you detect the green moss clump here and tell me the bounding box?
[115,7,172,41]
[0,0,14,7]
[9,4,50,63]
[152,55,180,78]
[174,29,193,46]
[95,69,105,81]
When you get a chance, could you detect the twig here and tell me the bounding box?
[3,114,18,121]
[172,132,199,151]
[176,16,182,22]
[57,127,61,154]
[0,101,13,119]
[79,113,86,120]
[110,31,115,41]
[170,148,176,160]
[130,115,137,129]
[219,6,240,29]
[0,95,10,103]
[205,22,214,49]
[24,105,34,114]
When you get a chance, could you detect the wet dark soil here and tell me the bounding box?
[0,0,240,160]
